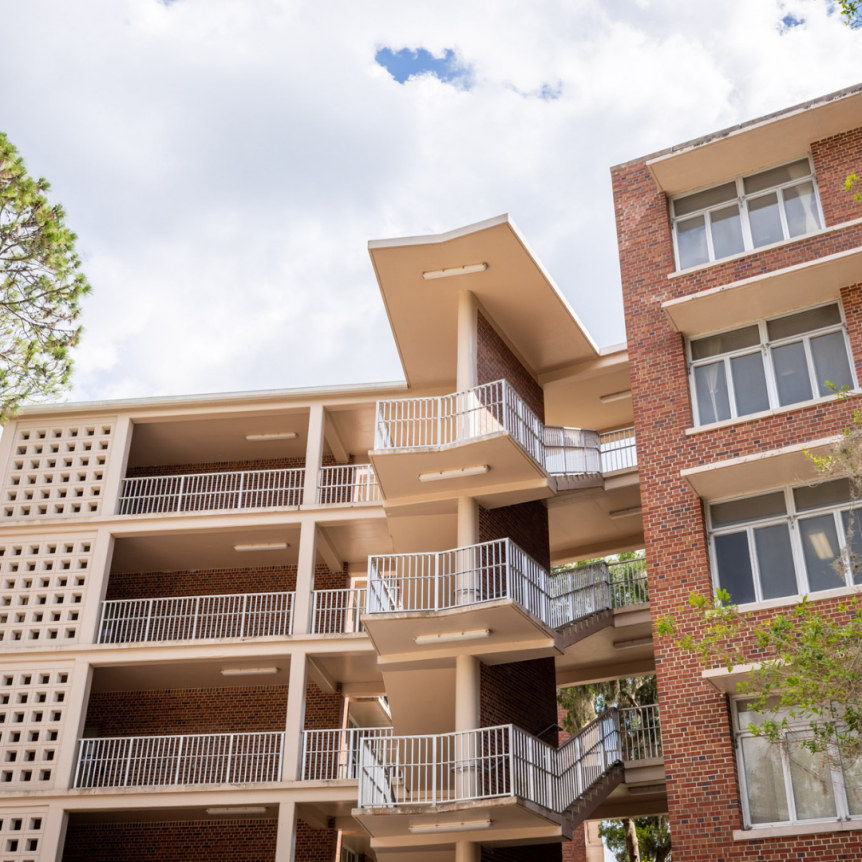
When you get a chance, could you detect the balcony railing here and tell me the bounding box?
[620,704,662,761]
[300,727,393,781]
[551,557,649,623]
[119,468,305,515]
[310,588,367,634]
[375,380,636,479]
[98,591,295,644]
[73,731,284,788]
[317,465,380,505]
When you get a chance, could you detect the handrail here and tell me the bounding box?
[119,468,305,515]
[300,727,393,781]
[98,591,295,643]
[317,465,381,505]
[620,704,662,760]
[73,731,284,788]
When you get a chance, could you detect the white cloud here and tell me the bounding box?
[0,0,859,402]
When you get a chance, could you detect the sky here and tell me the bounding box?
[0,0,861,406]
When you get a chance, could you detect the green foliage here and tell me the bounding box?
[0,132,90,422]
[848,172,861,202]
[600,816,672,862]
[835,0,861,27]
[557,675,657,735]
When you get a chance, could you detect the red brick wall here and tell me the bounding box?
[479,501,550,570]
[480,658,558,744]
[812,127,862,227]
[613,123,862,860]
[62,818,277,862]
[477,310,545,421]
[295,819,338,862]
[127,457,308,477]
[304,682,344,730]
[557,704,588,862]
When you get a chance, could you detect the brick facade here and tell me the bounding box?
[479,658,558,743]
[61,817,278,862]
[477,310,545,421]
[294,819,338,862]
[614,122,862,859]
[479,501,550,571]
[557,703,588,862]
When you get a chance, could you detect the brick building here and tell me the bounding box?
[0,82,858,861]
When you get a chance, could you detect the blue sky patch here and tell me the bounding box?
[375,48,470,86]
[779,12,805,31]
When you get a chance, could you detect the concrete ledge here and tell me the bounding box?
[734,818,862,841]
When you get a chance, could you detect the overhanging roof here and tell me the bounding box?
[368,215,600,389]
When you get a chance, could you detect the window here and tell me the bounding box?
[672,158,823,270]
[709,479,862,605]
[689,303,853,426]
[734,699,860,828]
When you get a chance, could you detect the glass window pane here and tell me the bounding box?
[841,510,862,586]
[730,352,770,416]
[787,733,837,821]
[810,331,853,397]
[694,362,731,424]
[799,515,845,592]
[676,215,710,269]
[674,182,737,216]
[783,181,821,237]
[749,192,785,247]
[711,492,787,527]
[772,342,813,406]
[754,523,798,600]
[744,159,812,195]
[691,326,760,360]
[741,735,790,824]
[714,532,756,605]
[842,753,862,815]
[710,204,745,259]
[767,305,842,341]
[794,478,851,511]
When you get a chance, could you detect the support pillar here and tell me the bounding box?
[456,841,481,862]
[302,403,326,507]
[43,805,68,862]
[53,658,93,790]
[282,656,308,781]
[457,290,479,392]
[101,415,133,516]
[293,519,317,636]
[274,800,298,862]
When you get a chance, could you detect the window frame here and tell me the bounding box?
[687,301,855,427]
[732,697,858,829]
[707,482,862,605]
[670,155,826,271]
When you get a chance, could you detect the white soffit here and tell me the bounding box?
[647,86,862,196]
[368,215,600,389]
[662,245,862,336]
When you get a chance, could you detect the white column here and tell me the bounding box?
[274,799,298,862]
[302,404,326,507]
[100,415,133,516]
[78,528,114,645]
[53,658,93,789]
[455,653,480,732]
[281,655,308,782]
[293,519,317,636]
[0,420,19,490]
[456,497,479,605]
[42,805,68,862]
[456,290,479,392]
[457,496,478,546]
[455,841,480,862]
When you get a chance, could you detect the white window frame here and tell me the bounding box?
[732,697,859,829]
[671,155,826,271]
[707,482,862,605]
[687,301,856,427]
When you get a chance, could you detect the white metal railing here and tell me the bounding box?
[544,426,602,475]
[620,704,662,761]
[317,465,380,505]
[301,727,393,781]
[73,731,284,788]
[98,591,295,644]
[119,468,305,515]
[367,538,552,625]
[600,427,637,473]
[557,709,623,811]
[310,588,367,634]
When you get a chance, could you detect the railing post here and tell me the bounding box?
[97,602,108,644]
[192,596,200,639]
[176,475,185,512]
[123,740,133,788]
[237,471,245,509]
[225,734,234,784]
[240,594,248,638]
[143,599,153,643]
[174,736,185,786]
[432,734,437,804]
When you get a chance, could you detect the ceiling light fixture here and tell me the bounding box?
[233,542,290,552]
[608,506,642,520]
[245,432,298,441]
[220,667,279,676]
[600,390,633,404]
[613,637,652,650]
[418,465,489,483]
[409,820,492,834]
[414,629,490,645]
[421,263,488,280]
[206,807,267,815]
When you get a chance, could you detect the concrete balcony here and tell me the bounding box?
[73,731,284,789]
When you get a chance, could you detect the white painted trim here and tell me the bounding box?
[733,817,862,841]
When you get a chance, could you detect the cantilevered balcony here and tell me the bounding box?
[363,540,649,661]
[73,731,284,788]
[371,380,637,504]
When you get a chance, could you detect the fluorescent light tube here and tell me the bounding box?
[220,667,279,676]
[418,465,489,483]
[422,263,488,280]
[234,543,289,552]
[409,820,492,834]
[206,807,267,815]
[414,629,490,645]
[245,432,298,441]
[609,506,642,520]
[600,390,632,404]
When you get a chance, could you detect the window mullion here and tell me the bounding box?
[801,336,820,399]
[781,740,799,825]
[725,356,738,418]
[776,187,791,241]
[748,527,764,603]
[704,210,716,262]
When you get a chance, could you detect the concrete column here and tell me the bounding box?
[42,805,68,862]
[457,496,479,546]
[455,653,480,732]
[78,528,114,645]
[274,799,298,862]
[281,655,308,781]
[455,841,480,862]
[293,519,317,636]
[456,497,479,605]
[100,415,133,516]
[302,404,326,507]
[456,290,479,392]
[0,420,18,488]
[53,658,93,790]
